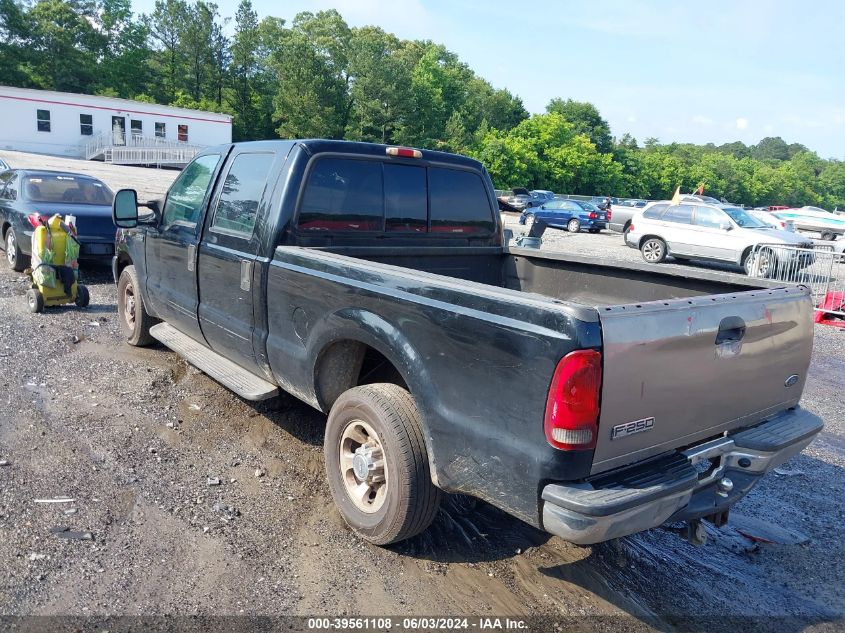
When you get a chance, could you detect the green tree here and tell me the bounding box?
[546,98,613,153]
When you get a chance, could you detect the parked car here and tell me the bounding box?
[609,200,660,235]
[590,195,618,210]
[506,187,533,210]
[0,158,10,171]
[749,209,795,232]
[525,190,555,209]
[111,140,821,547]
[519,199,608,234]
[0,169,115,271]
[625,201,815,276]
[776,206,845,241]
[680,194,724,205]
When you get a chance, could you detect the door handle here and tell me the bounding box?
[240,259,253,291]
[186,244,196,271]
[715,316,746,344]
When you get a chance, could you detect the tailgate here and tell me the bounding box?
[592,286,814,474]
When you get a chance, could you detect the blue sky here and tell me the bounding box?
[132,0,845,158]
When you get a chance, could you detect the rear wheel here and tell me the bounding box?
[74,284,90,307]
[588,228,600,234]
[324,383,442,545]
[641,237,667,263]
[567,218,581,233]
[26,289,44,313]
[622,222,632,242]
[5,228,26,272]
[821,231,836,241]
[118,265,155,346]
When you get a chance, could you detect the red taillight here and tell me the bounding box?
[628,224,634,232]
[27,213,49,228]
[544,350,602,450]
[589,212,597,219]
[607,210,612,221]
[386,146,422,159]
[779,222,786,229]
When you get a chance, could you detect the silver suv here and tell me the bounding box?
[625,201,814,276]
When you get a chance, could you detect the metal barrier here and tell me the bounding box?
[747,243,845,318]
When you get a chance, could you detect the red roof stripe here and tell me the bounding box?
[0,93,231,124]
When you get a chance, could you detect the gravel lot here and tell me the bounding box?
[0,152,843,630]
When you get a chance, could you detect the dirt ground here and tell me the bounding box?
[1,151,844,631]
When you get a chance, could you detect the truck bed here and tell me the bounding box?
[328,244,777,306]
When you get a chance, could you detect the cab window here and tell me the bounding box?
[429,167,494,234]
[162,154,221,229]
[299,158,383,232]
[211,153,274,237]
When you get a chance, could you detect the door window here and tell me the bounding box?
[385,164,427,232]
[643,203,668,219]
[694,206,725,228]
[0,173,16,200]
[299,158,384,231]
[210,153,274,237]
[429,167,494,234]
[662,204,694,224]
[162,154,222,229]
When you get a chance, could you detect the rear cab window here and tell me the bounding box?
[296,156,495,238]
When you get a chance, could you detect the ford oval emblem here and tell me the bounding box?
[785,374,799,387]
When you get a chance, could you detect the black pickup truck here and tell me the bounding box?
[111,140,822,546]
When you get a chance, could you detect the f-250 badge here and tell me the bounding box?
[611,417,655,440]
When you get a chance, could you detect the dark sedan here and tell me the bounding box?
[0,169,115,271]
[518,199,608,234]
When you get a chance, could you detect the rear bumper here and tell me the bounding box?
[540,407,822,545]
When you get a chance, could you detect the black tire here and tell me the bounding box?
[74,284,90,307]
[588,228,600,234]
[27,288,44,313]
[324,383,441,545]
[567,218,581,233]
[821,231,835,241]
[117,265,155,346]
[744,248,777,278]
[640,237,667,263]
[5,227,27,272]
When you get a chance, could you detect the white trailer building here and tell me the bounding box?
[0,85,232,166]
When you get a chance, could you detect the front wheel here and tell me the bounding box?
[567,218,581,233]
[117,265,155,346]
[744,248,777,278]
[27,288,44,313]
[5,228,26,272]
[324,383,442,545]
[641,237,667,263]
[820,231,835,241]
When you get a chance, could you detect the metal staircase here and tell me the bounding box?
[81,132,203,167]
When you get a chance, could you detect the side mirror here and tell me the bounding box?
[720,221,733,231]
[113,189,139,228]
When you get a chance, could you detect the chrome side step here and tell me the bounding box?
[149,323,279,401]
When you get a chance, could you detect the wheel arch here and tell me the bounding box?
[307,309,441,486]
